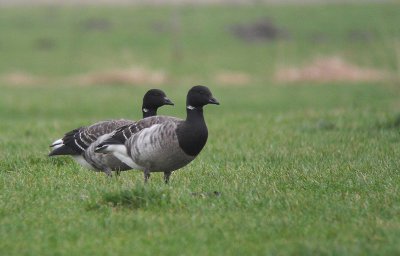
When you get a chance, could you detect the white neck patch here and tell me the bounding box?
[142,108,149,113]
[187,105,196,110]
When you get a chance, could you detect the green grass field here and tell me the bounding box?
[1,3,400,255]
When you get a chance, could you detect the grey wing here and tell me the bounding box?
[62,119,134,154]
[86,119,134,140]
[114,116,182,144]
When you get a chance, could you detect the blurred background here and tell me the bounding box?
[0,0,399,132]
[0,0,398,86]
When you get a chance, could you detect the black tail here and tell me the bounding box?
[95,137,123,153]
[48,145,79,156]
[94,125,129,153]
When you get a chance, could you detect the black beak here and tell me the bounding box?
[208,96,220,105]
[164,97,174,106]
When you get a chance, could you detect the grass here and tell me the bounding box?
[0,2,400,255]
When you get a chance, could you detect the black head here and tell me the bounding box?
[142,89,174,110]
[186,85,220,109]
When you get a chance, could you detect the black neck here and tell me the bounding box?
[176,106,208,156]
[142,108,157,118]
[186,106,205,123]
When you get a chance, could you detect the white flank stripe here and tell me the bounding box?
[79,132,89,146]
[88,133,97,141]
[74,139,85,151]
[122,129,128,140]
[83,131,93,144]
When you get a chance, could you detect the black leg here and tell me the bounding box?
[104,168,113,177]
[144,169,151,183]
[164,171,172,184]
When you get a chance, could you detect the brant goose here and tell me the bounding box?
[95,85,219,183]
[48,89,173,176]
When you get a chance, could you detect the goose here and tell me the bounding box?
[48,89,174,176]
[95,85,219,183]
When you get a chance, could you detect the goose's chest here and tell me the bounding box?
[176,123,208,157]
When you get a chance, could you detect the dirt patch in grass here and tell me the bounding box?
[275,56,388,83]
[1,72,46,86]
[215,71,251,85]
[73,66,167,86]
[1,66,167,86]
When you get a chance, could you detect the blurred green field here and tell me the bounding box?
[1,3,400,255]
[0,3,399,78]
